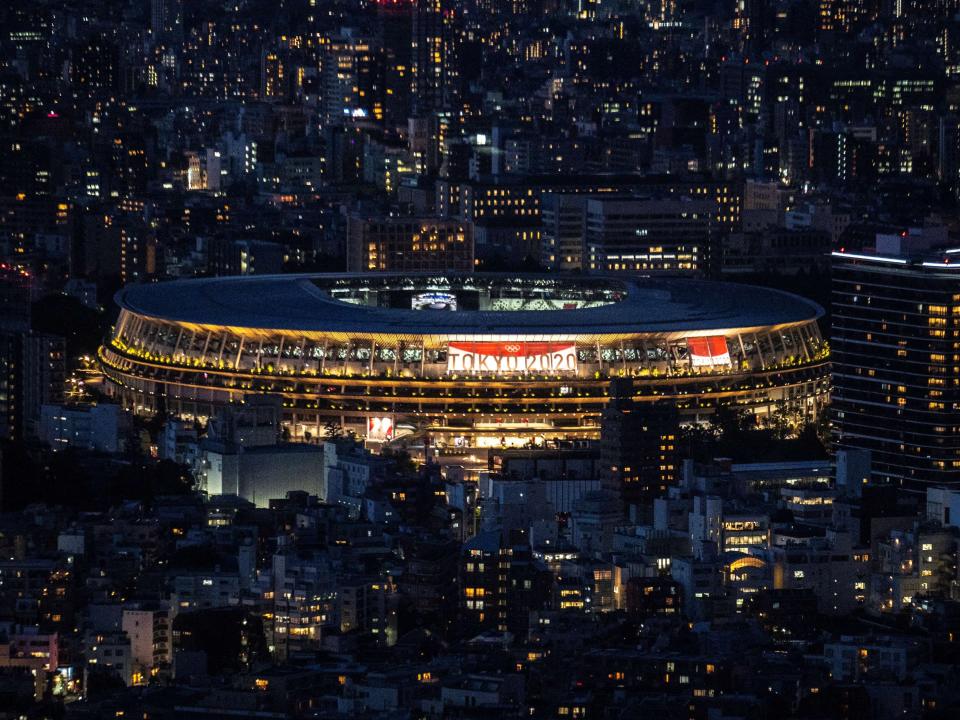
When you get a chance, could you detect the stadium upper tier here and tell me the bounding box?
[111,273,823,339]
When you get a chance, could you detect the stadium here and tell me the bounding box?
[99,273,829,449]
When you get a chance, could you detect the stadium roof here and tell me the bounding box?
[115,273,823,336]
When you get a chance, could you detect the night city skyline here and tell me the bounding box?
[1,0,960,718]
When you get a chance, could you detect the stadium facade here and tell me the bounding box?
[99,273,829,448]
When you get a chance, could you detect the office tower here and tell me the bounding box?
[346,216,473,272]
[832,241,960,489]
[0,271,32,335]
[377,0,414,126]
[412,0,449,116]
[719,61,764,123]
[584,196,716,276]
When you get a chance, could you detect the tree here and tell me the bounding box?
[382,447,417,475]
[112,459,194,506]
[324,420,344,440]
[85,666,127,699]
[31,293,111,360]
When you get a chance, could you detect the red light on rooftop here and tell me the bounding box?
[47,111,58,118]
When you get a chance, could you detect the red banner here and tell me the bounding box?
[687,336,731,367]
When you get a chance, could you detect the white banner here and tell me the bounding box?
[446,342,577,374]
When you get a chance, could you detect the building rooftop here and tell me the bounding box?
[115,273,822,337]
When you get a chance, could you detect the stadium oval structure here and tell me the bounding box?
[99,273,829,448]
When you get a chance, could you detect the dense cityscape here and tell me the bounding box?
[1,0,960,717]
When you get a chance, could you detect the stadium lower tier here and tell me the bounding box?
[99,336,829,447]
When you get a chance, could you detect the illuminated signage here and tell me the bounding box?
[412,292,457,311]
[687,336,731,367]
[367,416,394,441]
[723,520,762,532]
[447,342,577,374]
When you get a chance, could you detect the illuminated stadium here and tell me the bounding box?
[99,273,829,449]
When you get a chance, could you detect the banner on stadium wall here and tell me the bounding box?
[367,416,394,441]
[446,342,577,374]
[687,336,731,367]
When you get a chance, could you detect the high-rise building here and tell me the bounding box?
[832,241,960,489]
[600,380,679,508]
[459,530,549,636]
[0,332,16,442]
[261,51,285,98]
[411,0,450,116]
[377,0,414,126]
[541,193,586,271]
[70,33,119,95]
[0,331,65,442]
[733,0,774,54]
[321,32,378,124]
[78,208,157,285]
[151,0,183,40]
[347,216,473,272]
[938,115,960,200]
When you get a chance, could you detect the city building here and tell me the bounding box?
[321,31,377,123]
[459,531,549,636]
[198,442,324,507]
[584,196,717,276]
[411,0,451,116]
[39,403,125,453]
[0,331,64,441]
[600,385,679,508]
[540,193,587,271]
[833,241,960,488]
[121,605,172,683]
[207,238,285,276]
[346,216,473,272]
